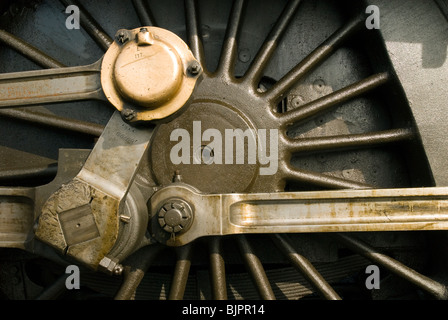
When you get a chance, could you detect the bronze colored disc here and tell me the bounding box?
[113,41,182,108]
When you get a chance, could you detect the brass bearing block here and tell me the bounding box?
[101,27,201,123]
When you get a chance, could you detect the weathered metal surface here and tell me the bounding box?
[0,108,104,137]
[0,0,446,300]
[0,29,65,69]
[0,187,35,249]
[36,112,154,270]
[59,0,113,51]
[150,185,448,246]
[369,0,448,186]
[335,233,448,300]
[101,26,202,122]
[0,59,104,107]
[76,111,154,200]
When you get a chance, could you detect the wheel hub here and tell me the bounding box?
[150,98,259,193]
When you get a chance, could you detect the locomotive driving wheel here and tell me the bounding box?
[0,0,448,301]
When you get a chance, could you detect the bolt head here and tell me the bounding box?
[157,199,193,234]
[188,62,202,76]
[115,30,130,44]
[113,264,124,276]
[99,256,122,275]
[121,109,136,121]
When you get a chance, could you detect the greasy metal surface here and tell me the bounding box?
[59,0,113,52]
[150,185,448,246]
[0,0,445,300]
[0,60,104,107]
[76,111,154,200]
[0,187,35,249]
[36,179,119,268]
[36,112,154,270]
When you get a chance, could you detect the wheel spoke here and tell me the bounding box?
[151,185,448,245]
[271,234,341,300]
[278,73,390,125]
[236,235,276,300]
[285,128,414,154]
[217,0,246,77]
[209,237,228,300]
[243,0,302,87]
[0,30,65,69]
[35,273,69,300]
[0,108,104,137]
[282,165,373,189]
[264,13,365,103]
[0,162,57,182]
[115,245,164,300]
[335,233,448,300]
[168,244,193,300]
[0,40,106,136]
[184,0,206,67]
[0,60,104,108]
[132,0,157,27]
[59,0,113,51]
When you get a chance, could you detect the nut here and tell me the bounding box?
[99,256,122,275]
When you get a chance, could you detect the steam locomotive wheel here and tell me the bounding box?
[0,0,447,301]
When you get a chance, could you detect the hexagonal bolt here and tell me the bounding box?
[99,256,123,275]
[158,199,193,234]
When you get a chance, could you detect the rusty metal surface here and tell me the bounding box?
[149,184,448,246]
